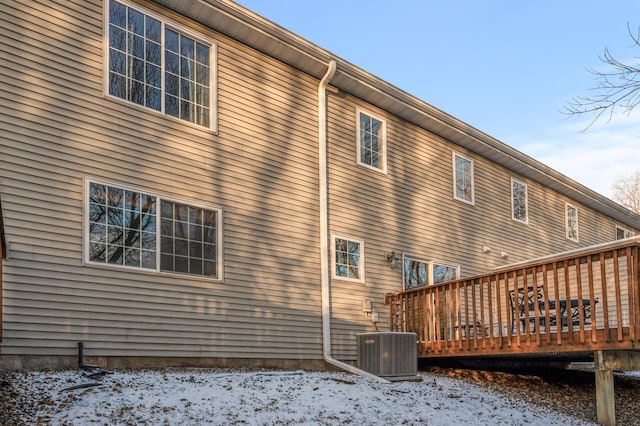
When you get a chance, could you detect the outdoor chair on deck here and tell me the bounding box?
[559,298,598,329]
[509,286,556,333]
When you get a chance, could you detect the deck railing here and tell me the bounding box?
[385,240,640,358]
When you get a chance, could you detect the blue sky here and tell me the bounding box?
[235,0,640,199]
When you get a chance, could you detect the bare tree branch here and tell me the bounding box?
[564,23,640,128]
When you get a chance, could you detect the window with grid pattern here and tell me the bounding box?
[332,236,364,282]
[107,0,213,128]
[87,180,220,278]
[565,203,579,242]
[511,178,528,223]
[357,109,386,173]
[453,153,474,204]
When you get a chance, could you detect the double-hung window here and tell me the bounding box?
[511,178,528,224]
[332,236,364,283]
[106,0,215,129]
[402,255,459,290]
[357,108,387,173]
[87,180,222,278]
[453,152,474,204]
[565,203,579,242]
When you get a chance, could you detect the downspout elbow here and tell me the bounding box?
[318,60,389,383]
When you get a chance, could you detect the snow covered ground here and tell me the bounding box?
[17,369,597,425]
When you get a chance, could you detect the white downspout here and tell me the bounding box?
[318,60,389,383]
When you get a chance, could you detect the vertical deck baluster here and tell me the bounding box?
[575,256,585,342]
[441,285,448,350]
[448,282,456,347]
[563,260,574,344]
[433,286,442,352]
[479,278,486,349]
[531,266,542,346]
[463,281,471,351]
[487,275,495,348]
[511,270,521,347]
[399,294,404,332]
[421,290,428,350]
[522,268,533,346]
[441,285,447,351]
[415,291,422,340]
[471,279,478,350]
[613,249,623,342]
[552,261,562,345]
[633,246,640,342]
[503,272,513,347]
[456,281,463,350]
[390,294,397,332]
[587,255,597,344]
[542,264,551,344]
[600,253,611,343]
[427,290,435,351]
[406,293,413,335]
[627,247,640,341]
[494,274,504,348]
[416,291,421,335]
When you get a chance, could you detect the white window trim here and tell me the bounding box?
[402,254,430,290]
[452,152,475,205]
[432,260,460,284]
[103,0,218,132]
[83,177,224,280]
[565,202,579,242]
[356,107,387,174]
[331,234,365,283]
[616,225,634,240]
[402,253,460,290]
[511,177,529,224]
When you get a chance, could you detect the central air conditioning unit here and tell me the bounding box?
[357,332,418,380]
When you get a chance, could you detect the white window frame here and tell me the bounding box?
[616,225,634,240]
[511,178,528,224]
[565,203,579,242]
[331,235,365,283]
[84,178,223,280]
[402,253,460,290]
[356,108,387,174]
[104,0,218,131]
[452,152,475,205]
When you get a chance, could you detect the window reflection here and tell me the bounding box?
[89,182,156,269]
[108,1,211,127]
[403,256,459,289]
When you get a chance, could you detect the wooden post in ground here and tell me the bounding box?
[594,350,640,426]
[594,351,615,426]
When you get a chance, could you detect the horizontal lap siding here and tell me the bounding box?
[326,95,637,359]
[1,0,322,359]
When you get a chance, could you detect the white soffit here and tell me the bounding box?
[151,0,640,228]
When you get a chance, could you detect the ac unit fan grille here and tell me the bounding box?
[357,332,417,377]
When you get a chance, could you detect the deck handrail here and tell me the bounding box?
[385,240,640,358]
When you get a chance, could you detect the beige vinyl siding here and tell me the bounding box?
[3,0,638,366]
[326,93,638,359]
[0,0,324,360]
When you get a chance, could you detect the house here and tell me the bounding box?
[1,0,639,371]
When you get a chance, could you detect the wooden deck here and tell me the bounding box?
[385,239,640,359]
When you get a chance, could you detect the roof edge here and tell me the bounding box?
[153,0,640,229]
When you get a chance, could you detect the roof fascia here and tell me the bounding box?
[151,0,640,229]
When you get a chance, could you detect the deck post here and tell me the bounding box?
[594,350,640,426]
[595,351,615,426]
